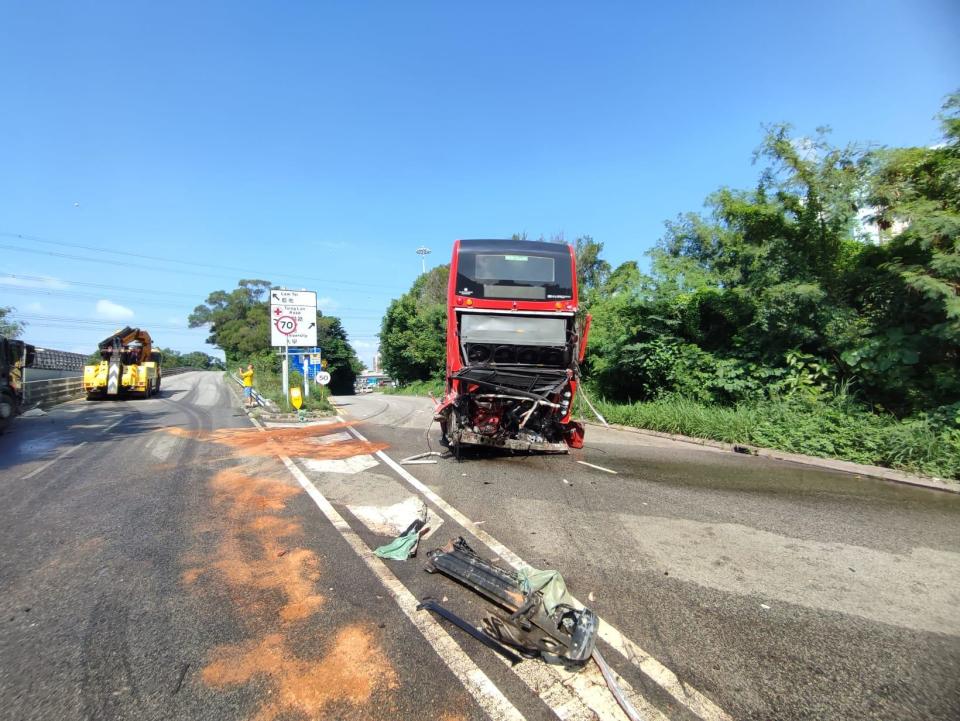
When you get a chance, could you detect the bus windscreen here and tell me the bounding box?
[455,248,573,301]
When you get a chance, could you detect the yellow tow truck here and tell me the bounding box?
[83,327,162,399]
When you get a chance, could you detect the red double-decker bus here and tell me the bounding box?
[435,239,590,452]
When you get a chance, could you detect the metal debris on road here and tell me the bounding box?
[417,599,523,665]
[425,537,598,664]
[400,451,443,465]
[593,648,645,721]
[576,460,618,474]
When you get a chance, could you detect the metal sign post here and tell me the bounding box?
[300,353,310,398]
[282,343,290,410]
[315,368,331,405]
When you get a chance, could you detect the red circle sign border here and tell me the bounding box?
[274,315,298,335]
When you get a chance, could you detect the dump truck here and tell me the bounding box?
[83,327,162,399]
[0,335,36,432]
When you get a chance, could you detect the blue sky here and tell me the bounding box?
[1,1,957,365]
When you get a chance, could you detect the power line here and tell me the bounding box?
[0,284,388,319]
[1,273,198,298]
[12,313,382,338]
[0,285,189,310]
[2,231,408,292]
[0,243,403,299]
[13,313,193,329]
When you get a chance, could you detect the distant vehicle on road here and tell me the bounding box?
[0,335,35,432]
[435,239,590,452]
[83,327,162,399]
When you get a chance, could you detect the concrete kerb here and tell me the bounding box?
[584,420,959,495]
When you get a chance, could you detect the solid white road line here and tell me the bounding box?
[247,416,527,721]
[576,461,619,475]
[344,423,731,721]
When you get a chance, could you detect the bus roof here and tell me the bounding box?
[457,239,572,255]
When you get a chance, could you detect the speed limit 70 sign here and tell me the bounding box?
[270,289,318,347]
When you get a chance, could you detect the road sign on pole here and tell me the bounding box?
[270,289,318,348]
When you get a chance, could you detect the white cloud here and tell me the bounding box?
[1,274,69,290]
[95,299,134,320]
[317,296,339,312]
[25,301,45,312]
[352,340,378,350]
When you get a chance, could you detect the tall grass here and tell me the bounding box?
[591,393,959,480]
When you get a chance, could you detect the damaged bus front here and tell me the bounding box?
[436,239,590,452]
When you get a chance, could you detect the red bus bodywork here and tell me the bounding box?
[435,239,589,452]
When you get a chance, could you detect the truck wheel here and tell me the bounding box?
[0,392,13,433]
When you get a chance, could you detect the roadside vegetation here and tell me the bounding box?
[0,306,24,337]
[381,378,444,398]
[158,348,225,370]
[379,93,960,479]
[84,346,224,370]
[229,360,334,412]
[188,279,362,410]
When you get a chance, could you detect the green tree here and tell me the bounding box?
[574,236,611,301]
[157,347,225,370]
[379,265,449,383]
[0,306,24,338]
[315,315,363,393]
[189,279,362,393]
[846,91,960,407]
[188,279,273,356]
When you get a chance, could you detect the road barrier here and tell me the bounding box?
[24,377,85,408]
[23,367,195,409]
[229,373,277,411]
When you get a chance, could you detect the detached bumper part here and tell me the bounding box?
[425,537,598,664]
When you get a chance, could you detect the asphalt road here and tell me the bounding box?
[1,374,957,721]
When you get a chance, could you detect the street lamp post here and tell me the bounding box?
[416,246,432,274]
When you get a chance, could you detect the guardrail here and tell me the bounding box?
[229,373,278,412]
[24,377,85,408]
[22,367,196,409]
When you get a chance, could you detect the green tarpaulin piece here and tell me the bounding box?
[517,566,583,615]
[374,530,420,560]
